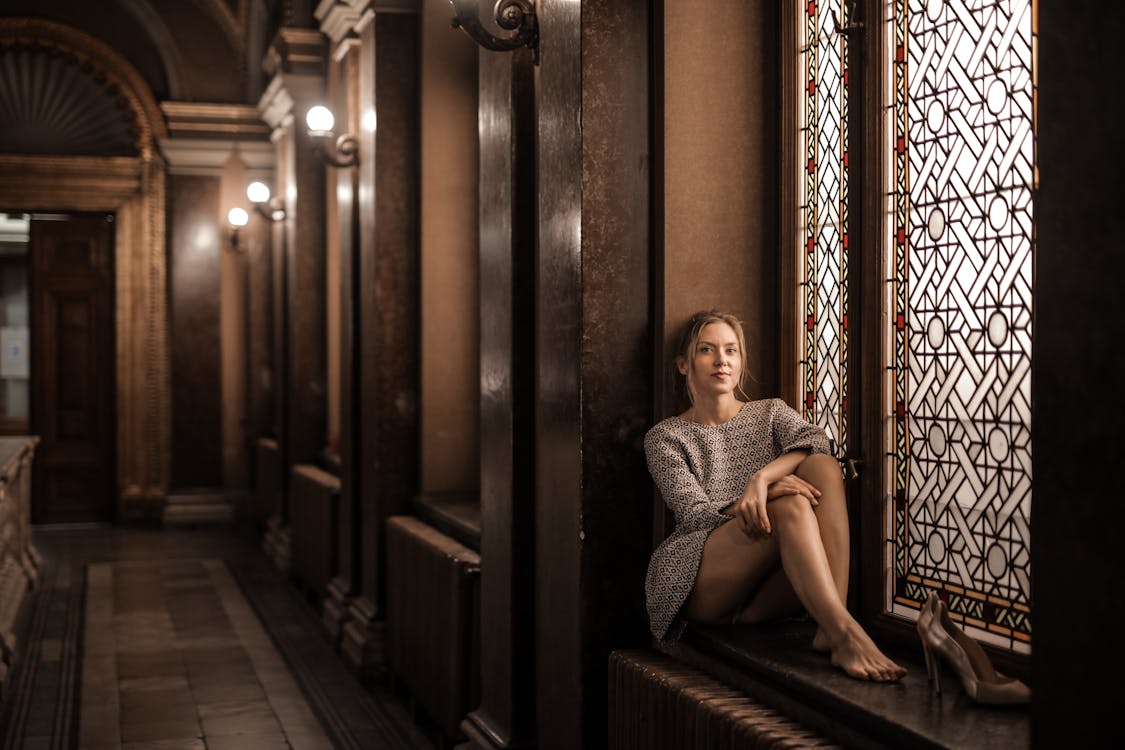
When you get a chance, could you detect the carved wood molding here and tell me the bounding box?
[0,18,168,158]
[0,155,170,520]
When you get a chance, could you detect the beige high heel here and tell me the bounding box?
[916,592,1030,706]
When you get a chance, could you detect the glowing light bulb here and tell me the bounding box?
[246,181,271,204]
[306,105,335,134]
[227,207,249,227]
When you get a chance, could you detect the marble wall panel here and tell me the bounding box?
[168,174,223,489]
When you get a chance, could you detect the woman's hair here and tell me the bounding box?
[675,310,751,404]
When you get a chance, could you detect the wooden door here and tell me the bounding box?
[30,213,115,523]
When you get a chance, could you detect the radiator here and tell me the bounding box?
[253,438,282,526]
[386,515,480,743]
[609,650,841,749]
[289,464,340,598]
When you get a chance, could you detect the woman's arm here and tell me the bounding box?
[723,399,834,536]
[645,429,730,533]
[727,450,820,538]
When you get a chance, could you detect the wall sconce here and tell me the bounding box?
[449,0,538,64]
[246,181,286,222]
[227,207,249,249]
[306,106,359,168]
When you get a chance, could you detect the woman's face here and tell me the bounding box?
[680,321,743,400]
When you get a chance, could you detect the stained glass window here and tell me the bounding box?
[884,0,1035,654]
[799,0,850,454]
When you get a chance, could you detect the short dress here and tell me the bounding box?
[643,398,832,641]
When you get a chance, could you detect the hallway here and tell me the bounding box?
[0,0,1121,746]
[0,528,433,750]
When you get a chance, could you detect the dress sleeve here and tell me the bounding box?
[644,427,730,533]
[770,398,832,456]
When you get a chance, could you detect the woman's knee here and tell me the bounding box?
[797,452,843,487]
[767,493,815,526]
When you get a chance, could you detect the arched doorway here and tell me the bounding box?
[0,19,171,522]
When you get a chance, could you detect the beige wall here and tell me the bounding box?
[661,0,779,411]
[419,1,480,493]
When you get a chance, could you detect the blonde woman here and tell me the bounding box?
[645,310,905,682]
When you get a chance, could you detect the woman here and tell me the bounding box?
[645,310,905,682]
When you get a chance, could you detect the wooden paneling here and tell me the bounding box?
[30,213,115,523]
[534,1,654,747]
[464,45,538,750]
[1033,2,1125,746]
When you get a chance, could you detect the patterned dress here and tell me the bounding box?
[644,398,832,641]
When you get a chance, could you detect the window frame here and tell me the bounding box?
[781,0,1032,680]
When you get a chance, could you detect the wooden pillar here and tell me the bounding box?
[340,4,422,674]
[533,1,654,748]
[461,46,538,750]
[316,0,363,645]
[258,28,328,568]
[1033,2,1125,747]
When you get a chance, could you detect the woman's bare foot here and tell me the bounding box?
[827,624,907,682]
[811,628,831,653]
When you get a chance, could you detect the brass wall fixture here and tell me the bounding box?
[306,105,359,168]
[449,0,539,64]
[246,181,286,222]
[226,207,248,249]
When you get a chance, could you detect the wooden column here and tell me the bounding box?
[316,0,364,645]
[1033,3,1125,747]
[340,4,422,674]
[533,1,654,748]
[461,46,537,750]
[258,28,328,569]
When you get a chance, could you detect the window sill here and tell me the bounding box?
[411,492,480,552]
[659,621,1029,750]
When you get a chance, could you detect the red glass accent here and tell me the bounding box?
[896,313,905,330]
[807,236,815,254]
[897,228,906,245]
[807,315,815,331]
[808,157,816,173]
[808,1,815,17]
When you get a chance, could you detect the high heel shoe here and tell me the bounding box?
[916,592,1031,705]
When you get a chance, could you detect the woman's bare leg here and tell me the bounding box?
[734,453,850,651]
[686,493,905,681]
[682,519,782,623]
[797,454,850,650]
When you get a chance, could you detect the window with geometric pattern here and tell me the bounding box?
[798,0,851,455]
[883,0,1035,654]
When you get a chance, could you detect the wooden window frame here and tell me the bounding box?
[779,0,1031,681]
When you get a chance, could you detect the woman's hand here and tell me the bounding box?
[728,473,824,539]
[766,474,822,506]
[731,473,772,539]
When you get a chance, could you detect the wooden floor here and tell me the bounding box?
[0,526,435,750]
